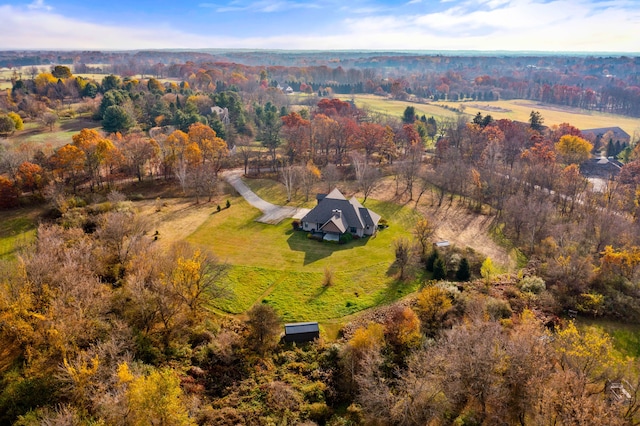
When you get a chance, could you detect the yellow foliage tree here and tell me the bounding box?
[555,134,593,165]
[555,321,617,382]
[125,367,194,426]
[415,286,452,336]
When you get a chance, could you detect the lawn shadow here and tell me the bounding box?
[287,230,371,265]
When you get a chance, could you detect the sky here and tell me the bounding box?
[1,0,639,52]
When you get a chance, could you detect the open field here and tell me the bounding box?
[186,192,423,321]
[337,94,461,121]
[7,117,101,150]
[456,99,640,136]
[340,94,640,137]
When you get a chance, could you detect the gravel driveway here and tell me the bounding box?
[223,170,310,224]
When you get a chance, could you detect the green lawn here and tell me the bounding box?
[9,117,101,149]
[337,94,460,122]
[187,195,424,321]
[241,177,318,209]
[0,212,37,261]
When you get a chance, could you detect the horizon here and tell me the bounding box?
[2,0,639,53]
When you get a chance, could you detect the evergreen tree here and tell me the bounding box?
[433,258,447,280]
[456,257,471,281]
[426,250,439,272]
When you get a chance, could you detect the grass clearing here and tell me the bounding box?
[242,176,318,208]
[187,192,422,320]
[9,117,101,149]
[337,94,460,121]
[579,317,640,359]
[0,209,38,260]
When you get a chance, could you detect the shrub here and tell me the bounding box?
[226,199,231,208]
[378,218,388,229]
[217,205,221,212]
[339,233,353,244]
[486,298,512,320]
[519,276,546,294]
[307,233,323,242]
[323,266,335,287]
[292,220,300,230]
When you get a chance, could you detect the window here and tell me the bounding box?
[350,227,357,233]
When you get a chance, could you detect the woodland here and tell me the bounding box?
[1,50,640,425]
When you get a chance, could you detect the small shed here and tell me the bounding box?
[283,322,320,343]
[434,240,450,249]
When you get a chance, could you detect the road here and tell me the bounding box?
[222,170,310,224]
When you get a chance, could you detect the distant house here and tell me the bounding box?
[300,188,381,241]
[582,126,631,144]
[210,106,230,125]
[283,322,320,343]
[284,86,294,94]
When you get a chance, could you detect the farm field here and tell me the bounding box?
[340,94,640,137]
[457,99,640,136]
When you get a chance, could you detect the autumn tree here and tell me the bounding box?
[165,242,228,323]
[246,303,281,354]
[50,144,86,193]
[415,285,453,337]
[413,218,435,259]
[555,134,593,165]
[41,111,58,131]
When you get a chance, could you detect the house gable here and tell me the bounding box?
[301,188,380,237]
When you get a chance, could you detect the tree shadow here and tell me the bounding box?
[286,230,371,265]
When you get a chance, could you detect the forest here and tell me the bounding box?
[1,50,640,425]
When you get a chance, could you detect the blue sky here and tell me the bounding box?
[2,0,639,52]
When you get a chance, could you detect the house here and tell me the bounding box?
[582,126,631,144]
[210,106,230,125]
[300,188,381,241]
[283,322,320,343]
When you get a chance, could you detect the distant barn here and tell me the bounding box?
[283,322,320,343]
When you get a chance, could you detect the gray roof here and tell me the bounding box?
[285,322,319,334]
[582,126,631,140]
[301,188,380,231]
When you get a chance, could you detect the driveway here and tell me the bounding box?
[223,170,310,224]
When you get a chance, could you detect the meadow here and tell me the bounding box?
[340,94,640,137]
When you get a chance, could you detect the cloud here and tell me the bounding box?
[1,0,639,52]
[200,0,321,12]
[27,0,52,11]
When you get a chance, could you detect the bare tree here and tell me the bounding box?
[352,153,381,203]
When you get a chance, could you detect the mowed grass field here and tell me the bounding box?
[8,117,101,150]
[187,192,423,322]
[337,94,461,121]
[0,208,38,261]
[341,94,640,137]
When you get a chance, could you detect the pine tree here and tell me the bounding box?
[426,250,439,272]
[433,258,447,280]
[456,257,471,281]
